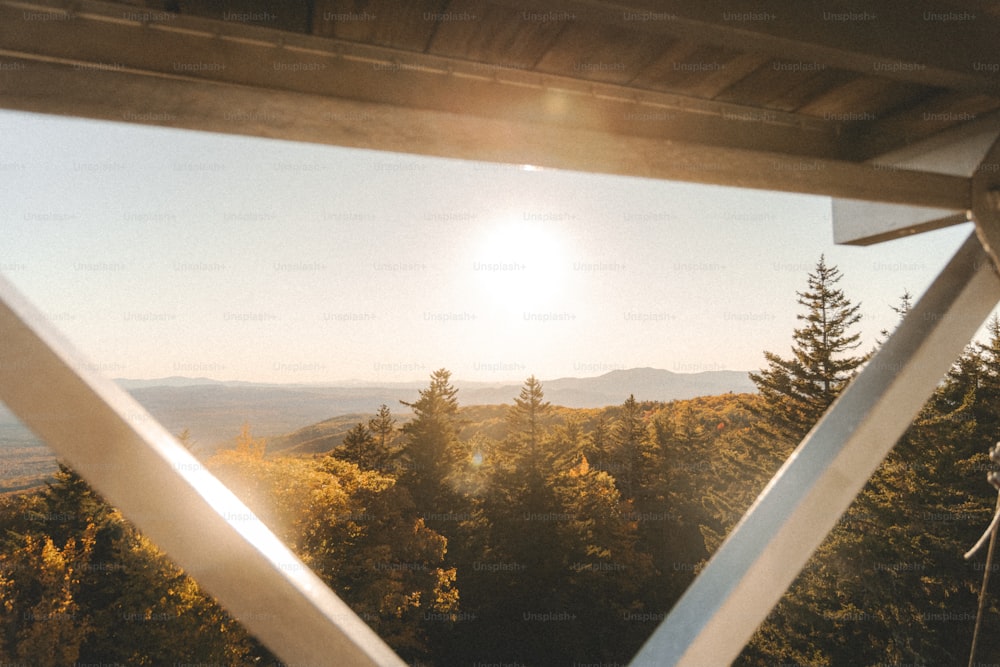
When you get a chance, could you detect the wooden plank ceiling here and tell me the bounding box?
[1,0,998,205]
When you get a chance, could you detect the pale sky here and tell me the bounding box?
[0,109,978,384]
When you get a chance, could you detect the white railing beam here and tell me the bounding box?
[631,230,1000,665]
[0,273,406,667]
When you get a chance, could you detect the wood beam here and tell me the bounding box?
[490,0,1000,95]
[850,96,1000,161]
[0,273,407,667]
[832,116,999,245]
[0,57,972,209]
[632,231,1000,665]
[0,0,843,160]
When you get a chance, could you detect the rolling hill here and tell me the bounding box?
[0,367,753,461]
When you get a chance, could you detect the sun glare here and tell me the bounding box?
[474,218,568,311]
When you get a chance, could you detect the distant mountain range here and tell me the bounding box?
[0,368,754,451]
[457,367,753,407]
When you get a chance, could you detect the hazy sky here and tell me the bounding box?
[0,109,980,384]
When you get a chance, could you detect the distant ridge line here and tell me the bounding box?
[112,366,752,392]
[0,368,754,450]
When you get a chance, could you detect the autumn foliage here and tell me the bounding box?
[1,259,999,664]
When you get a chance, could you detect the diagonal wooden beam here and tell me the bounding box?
[630,232,1000,665]
[832,116,998,245]
[0,274,406,667]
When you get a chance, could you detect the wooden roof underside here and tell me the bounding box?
[1,0,998,210]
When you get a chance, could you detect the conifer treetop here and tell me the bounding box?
[750,256,865,442]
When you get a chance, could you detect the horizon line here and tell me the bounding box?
[112,366,754,387]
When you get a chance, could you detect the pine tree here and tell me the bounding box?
[550,414,590,470]
[485,377,561,566]
[368,403,398,468]
[0,466,260,664]
[507,375,551,463]
[339,422,376,469]
[456,379,655,666]
[585,414,612,473]
[976,314,1000,444]
[399,369,462,514]
[338,405,400,472]
[609,395,653,500]
[499,376,556,532]
[877,289,913,343]
[740,297,1000,665]
[749,255,865,445]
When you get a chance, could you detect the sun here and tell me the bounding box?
[473,218,568,311]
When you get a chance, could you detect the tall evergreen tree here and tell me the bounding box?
[584,414,612,473]
[452,379,656,666]
[609,395,654,500]
[550,414,590,471]
[750,255,865,445]
[339,422,377,469]
[740,295,1000,665]
[368,403,398,468]
[483,377,561,575]
[975,314,1000,444]
[399,368,462,514]
[500,375,556,534]
[339,405,400,472]
[507,375,551,462]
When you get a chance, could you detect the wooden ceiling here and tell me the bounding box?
[1,0,998,211]
[1,4,999,663]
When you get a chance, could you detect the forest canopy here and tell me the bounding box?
[1,258,998,666]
